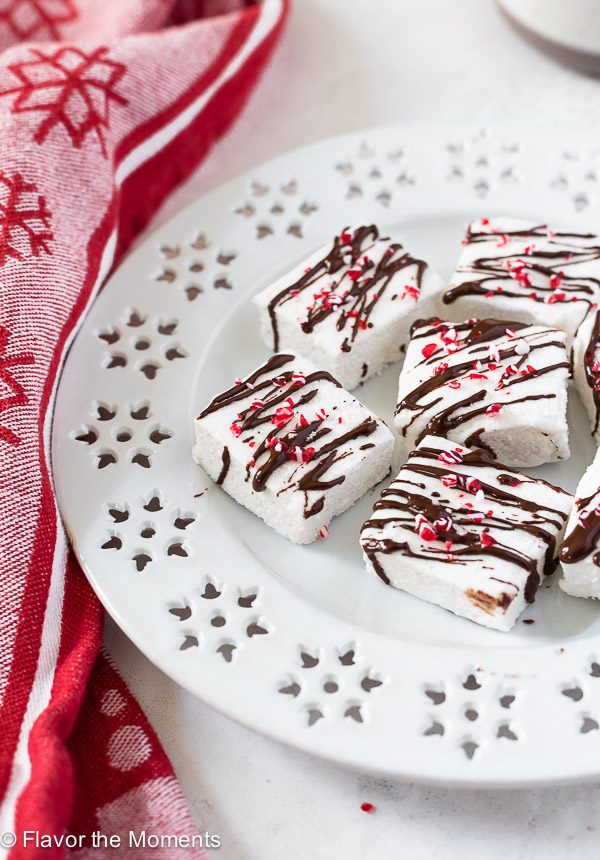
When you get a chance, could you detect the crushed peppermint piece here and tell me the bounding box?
[422,342,438,359]
[441,474,458,487]
[272,406,295,428]
[438,447,464,465]
[514,339,530,356]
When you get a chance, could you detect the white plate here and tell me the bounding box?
[53,123,600,787]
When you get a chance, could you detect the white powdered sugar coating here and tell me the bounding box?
[360,434,572,632]
[441,217,600,343]
[193,352,394,544]
[394,318,570,467]
[253,224,444,390]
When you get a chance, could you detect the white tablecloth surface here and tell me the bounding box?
[105,2,600,857]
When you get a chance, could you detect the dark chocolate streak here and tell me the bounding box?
[396,318,568,444]
[198,354,297,419]
[559,492,600,566]
[584,310,600,434]
[267,225,427,352]
[200,353,378,517]
[216,446,230,485]
[362,444,568,603]
[442,224,600,311]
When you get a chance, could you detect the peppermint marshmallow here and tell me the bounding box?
[572,309,600,441]
[559,447,600,599]
[395,318,570,467]
[360,435,572,631]
[193,352,394,544]
[441,217,600,343]
[253,225,444,390]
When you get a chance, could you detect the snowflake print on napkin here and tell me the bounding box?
[0,44,128,154]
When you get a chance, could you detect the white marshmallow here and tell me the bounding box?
[193,352,394,544]
[559,447,600,599]
[253,224,444,390]
[440,217,600,344]
[395,318,570,467]
[572,309,600,441]
[360,435,572,631]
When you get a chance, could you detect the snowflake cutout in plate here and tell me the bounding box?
[1,45,128,156]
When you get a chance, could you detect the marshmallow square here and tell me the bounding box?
[441,217,600,343]
[253,224,443,390]
[394,318,570,467]
[193,352,394,544]
[560,447,600,599]
[360,435,572,631]
[572,309,600,441]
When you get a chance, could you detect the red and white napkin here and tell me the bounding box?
[0,0,288,855]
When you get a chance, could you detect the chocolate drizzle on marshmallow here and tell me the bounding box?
[443,221,600,316]
[200,353,381,517]
[266,225,428,352]
[559,491,600,567]
[361,438,569,607]
[396,317,569,448]
[583,310,600,434]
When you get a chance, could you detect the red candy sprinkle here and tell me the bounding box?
[290,445,315,463]
[230,422,241,437]
[503,476,521,487]
[319,525,329,539]
[438,447,463,465]
[422,342,438,359]
[361,803,375,814]
[481,531,496,547]
[418,521,438,542]
[486,403,503,416]
[402,284,420,301]
[272,406,294,428]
